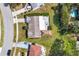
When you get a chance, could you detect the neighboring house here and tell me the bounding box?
[27,43,42,56]
[26,16,50,38]
[13,42,46,56]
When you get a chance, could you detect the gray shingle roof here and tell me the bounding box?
[28,16,41,38]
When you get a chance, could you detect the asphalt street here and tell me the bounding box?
[0,3,14,56]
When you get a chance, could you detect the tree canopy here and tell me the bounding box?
[49,37,77,56]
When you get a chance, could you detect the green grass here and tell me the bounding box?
[13,24,16,42]
[14,23,26,42]
[0,10,4,47]
[18,23,26,42]
[11,47,27,56]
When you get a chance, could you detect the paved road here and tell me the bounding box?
[0,4,14,56]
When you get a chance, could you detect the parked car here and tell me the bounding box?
[7,49,11,56]
[4,3,9,7]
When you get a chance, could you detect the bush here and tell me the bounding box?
[24,13,49,16]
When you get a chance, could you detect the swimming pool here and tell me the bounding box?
[70,8,78,17]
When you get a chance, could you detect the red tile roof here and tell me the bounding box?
[29,45,42,56]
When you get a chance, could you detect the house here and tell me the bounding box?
[26,16,50,38]
[27,43,42,56]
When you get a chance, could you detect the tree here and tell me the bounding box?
[61,4,70,26]
[49,38,64,56]
[49,37,77,56]
[54,4,70,35]
[63,37,77,56]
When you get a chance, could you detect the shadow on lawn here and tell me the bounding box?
[53,4,63,29]
[53,6,65,35]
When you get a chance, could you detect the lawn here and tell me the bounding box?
[0,10,4,47]
[13,23,26,42]
[18,23,26,42]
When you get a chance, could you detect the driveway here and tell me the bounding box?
[13,42,30,49]
[0,3,14,56]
